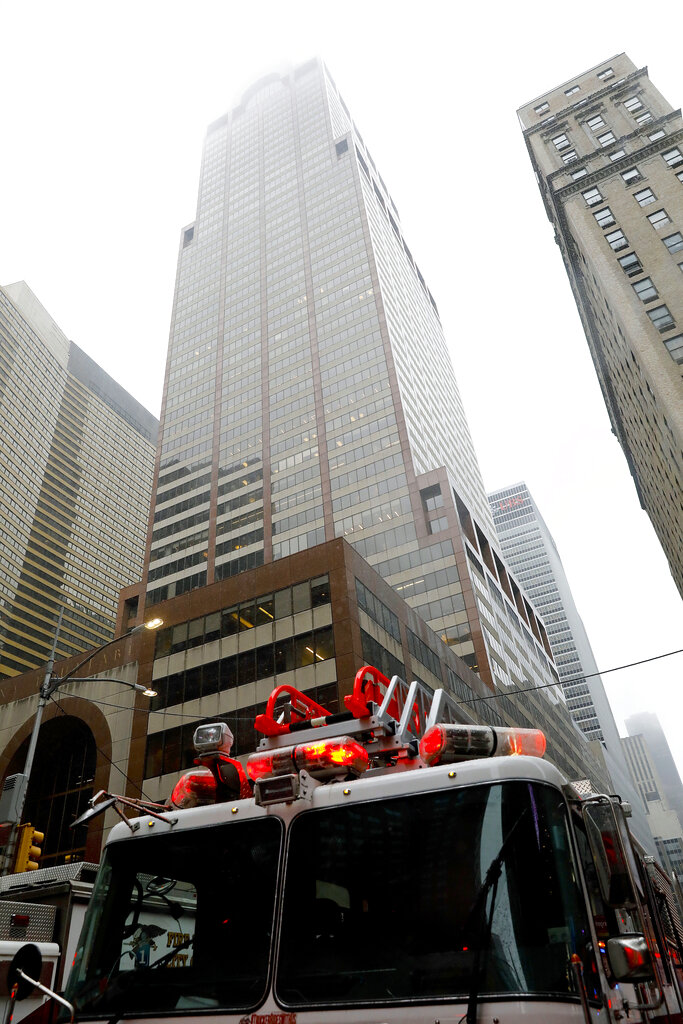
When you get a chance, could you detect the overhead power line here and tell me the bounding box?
[457,646,683,708]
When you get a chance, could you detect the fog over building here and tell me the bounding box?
[0,282,158,678]
[0,60,627,867]
[518,55,683,598]
[626,712,683,835]
[138,58,606,788]
[622,730,683,877]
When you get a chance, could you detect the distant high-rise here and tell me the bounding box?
[488,483,615,742]
[519,55,683,597]
[140,59,603,784]
[0,282,158,677]
[626,712,683,832]
[488,481,648,843]
[622,730,683,876]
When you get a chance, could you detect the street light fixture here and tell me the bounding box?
[1,611,163,873]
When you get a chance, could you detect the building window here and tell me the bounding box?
[635,111,653,125]
[335,139,349,156]
[597,67,614,81]
[663,334,683,365]
[634,187,656,207]
[597,131,617,147]
[647,305,675,332]
[621,167,642,185]
[649,129,666,141]
[535,102,550,115]
[678,170,683,184]
[605,228,628,251]
[587,114,606,132]
[561,149,578,164]
[552,133,571,151]
[582,187,603,206]
[632,277,658,302]
[623,96,644,113]
[663,232,683,254]
[571,168,588,180]
[647,209,671,229]
[609,149,627,162]
[594,207,616,228]
[618,252,643,276]
[565,85,580,97]
[662,148,683,168]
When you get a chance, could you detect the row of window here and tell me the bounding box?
[588,165,682,348]
[155,574,331,658]
[571,138,678,184]
[356,578,401,643]
[151,624,335,712]
[533,66,615,116]
[593,202,672,231]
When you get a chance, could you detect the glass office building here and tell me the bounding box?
[142,59,604,784]
[488,481,650,845]
[0,282,158,677]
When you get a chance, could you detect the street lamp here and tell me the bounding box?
[1,611,163,873]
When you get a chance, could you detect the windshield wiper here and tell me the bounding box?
[461,809,528,1024]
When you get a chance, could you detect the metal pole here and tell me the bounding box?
[2,608,63,875]
[21,607,64,796]
[1,612,160,874]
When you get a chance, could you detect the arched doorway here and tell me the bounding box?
[6,717,97,867]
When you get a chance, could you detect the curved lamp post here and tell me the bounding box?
[2,610,163,874]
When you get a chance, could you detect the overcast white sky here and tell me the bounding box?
[1,0,681,772]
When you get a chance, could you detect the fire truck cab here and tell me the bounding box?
[50,667,683,1024]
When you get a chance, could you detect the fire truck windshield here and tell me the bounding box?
[64,817,282,1017]
[64,780,598,1018]
[277,780,598,1008]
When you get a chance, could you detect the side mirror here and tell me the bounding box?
[606,933,655,983]
[7,943,42,1000]
[583,803,636,908]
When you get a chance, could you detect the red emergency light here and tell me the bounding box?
[420,723,546,767]
[247,736,370,782]
[170,767,217,809]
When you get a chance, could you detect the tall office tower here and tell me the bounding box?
[489,483,616,742]
[519,55,683,597]
[626,712,683,832]
[488,482,647,837]
[0,282,158,678]
[622,733,683,876]
[142,58,604,781]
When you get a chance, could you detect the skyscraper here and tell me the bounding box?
[622,730,683,876]
[488,481,648,844]
[518,54,683,597]
[625,712,683,833]
[488,483,615,742]
[141,58,604,785]
[0,282,158,677]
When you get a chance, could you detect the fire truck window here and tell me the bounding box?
[277,782,596,1008]
[64,817,282,1016]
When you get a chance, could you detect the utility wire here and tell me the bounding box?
[455,646,683,708]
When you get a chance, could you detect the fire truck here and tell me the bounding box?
[10,666,683,1024]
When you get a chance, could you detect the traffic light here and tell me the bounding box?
[14,824,44,872]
